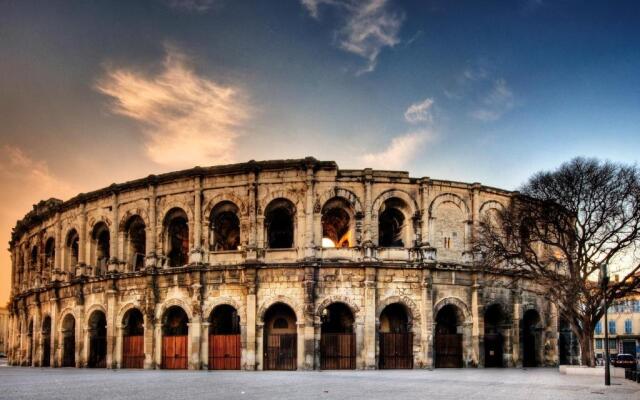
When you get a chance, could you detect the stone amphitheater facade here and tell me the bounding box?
[6,158,560,370]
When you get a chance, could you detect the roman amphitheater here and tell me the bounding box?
[6,158,564,370]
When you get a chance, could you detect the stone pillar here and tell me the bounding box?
[32,307,40,367]
[50,299,57,367]
[245,267,257,370]
[421,269,433,368]
[146,183,158,269]
[546,302,559,366]
[256,323,264,371]
[75,304,85,367]
[303,266,316,369]
[144,310,156,369]
[153,318,162,368]
[106,287,117,368]
[304,167,316,259]
[363,267,377,368]
[512,290,521,367]
[297,322,305,370]
[190,176,203,264]
[109,192,119,272]
[471,274,480,367]
[188,319,201,370]
[79,203,87,268]
[363,169,373,244]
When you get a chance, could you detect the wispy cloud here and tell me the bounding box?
[96,45,251,168]
[404,98,434,124]
[165,0,216,13]
[469,78,515,122]
[301,0,404,74]
[360,130,434,169]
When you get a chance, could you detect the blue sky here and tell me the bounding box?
[0,0,639,300]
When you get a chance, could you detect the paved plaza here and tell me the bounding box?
[0,367,637,400]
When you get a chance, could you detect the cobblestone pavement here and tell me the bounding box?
[0,367,638,400]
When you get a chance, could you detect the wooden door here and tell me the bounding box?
[208,334,241,370]
[435,333,462,368]
[484,333,503,367]
[122,335,145,369]
[379,333,413,369]
[162,335,188,369]
[321,333,355,369]
[265,334,296,370]
[62,336,75,367]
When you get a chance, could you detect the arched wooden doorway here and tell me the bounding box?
[522,309,541,367]
[122,309,144,368]
[320,303,355,369]
[264,303,297,370]
[161,306,189,369]
[88,311,107,368]
[208,305,241,370]
[435,304,463,368]
[61,314,75,367]
[42,316,51,367]
[379,303,413,369]
[484,304,505,368]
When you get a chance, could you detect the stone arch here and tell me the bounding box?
[429,193,471,220]
[258,295,303,324]
[156,298,194,322]
[118,206,150,233]
[316,187,363,214]
[116,302,145,326]
[433,297,472,323]
[483,299,512,324]
[203,297,245,322]
[85,304,108,324]
[57,308,77,332]
[479,200,505,216]
[372,189,419,219]
[258,190,304,216]
[376,295,421,326]
[156,197,194,229]
[203,192,248,218]
[87,214,112,232]
[520,303,545,326]
[316,295,361,323]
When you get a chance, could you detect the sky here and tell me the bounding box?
[1,0,639,304]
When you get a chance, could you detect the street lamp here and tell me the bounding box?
[600,262,610,386]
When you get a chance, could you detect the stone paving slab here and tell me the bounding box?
[0,367,637,400]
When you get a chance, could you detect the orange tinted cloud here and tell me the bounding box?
[96,45,251,168]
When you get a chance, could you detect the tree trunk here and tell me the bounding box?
[578,330,596,367]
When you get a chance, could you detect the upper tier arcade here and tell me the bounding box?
[9,157,514,295]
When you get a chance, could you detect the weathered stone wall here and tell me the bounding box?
[7,158,558,370]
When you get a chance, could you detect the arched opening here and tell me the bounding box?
[44,238,55,271]
[88,310,107,368]
[91,223,110,276]
[265,199,295,249]
[42,316,51,367]
[122,308,144,368]
[27,319,34,366]
[208,305,241,370]
[209,202,241,251]
[522,309,541,367]
[164,209,189,267]
[61,314,75,367]
[30,246,38,271]
[264,303,297,370]
[161,306,189,369]
[378,198,408,248]
[320,303,355,369]
[378,303,413,369]
[484,304,505,368]
[435,304,463,368]
[65,229,79,272]
[321,198,353,248]
[124,216,146,271]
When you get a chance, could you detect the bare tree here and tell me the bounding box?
[475,157,640,366]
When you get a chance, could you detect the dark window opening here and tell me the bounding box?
[265,199,295,249]
[209,305,240,335]
[165,209,189,267]
[44,238,55,270]
[210,202,240,251]
[321,303,354,334]
[163,306,189,336]
[123,309,144,337]
[380,303,409,333]
[125,216,146,271]
[92,223,110,275]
